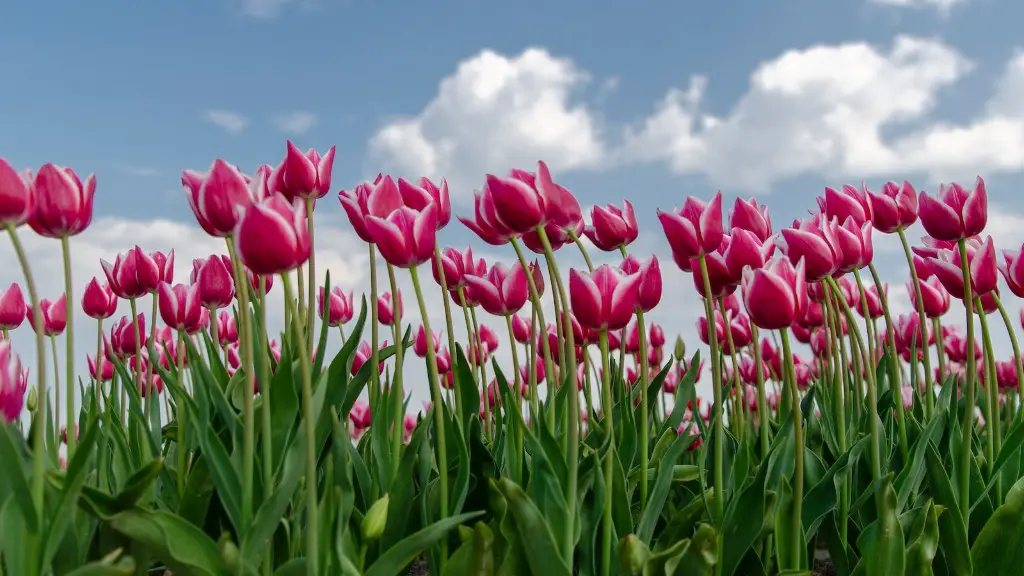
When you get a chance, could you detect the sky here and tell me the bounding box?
[2,0,1024,424]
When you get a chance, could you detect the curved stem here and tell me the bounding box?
[696,255,725,530]
[408,266,449,572]
[780,328,804,570]
[510,238,557,432]
[897,229,935,415]
[129,298,144,429]
[368,245,380,407]
[282,275,318,574]
[257,276,274,555]
[568,229,594,272]
[386,263,405,481]
[468,304,491,437]
[305,198,316,349]
[94,320,104,414]
[863,266,909,461]
[226,239,256,531]
[719,301,743,441]
[636,309,650,508]
[750,325,770,458]
[434,245,462,419]
[59,236,76,456]
[934,318,947,384]
[50,336,60,443]
[821,285,848,547]
[175,329,188,500]
[956,238,977,524]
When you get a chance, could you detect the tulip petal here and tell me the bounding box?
[918,190,964,241]
[365,214,409,268]
[568,269,603,331]
[962,177,988,237]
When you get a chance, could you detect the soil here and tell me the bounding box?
[408,557,431,576]
[812,557,837,576]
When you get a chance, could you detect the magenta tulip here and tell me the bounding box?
[268,141,336,201]
[944,325,981,364]
[318,286,354,327]
[353,341,386,376]
[585,200,639,251]
[236,194,311,275]
[81,279,117,320]
[27,163,96,237]
[194,256,235,309]
[819,185,871,227]
[649,323,666,348]
[725,228,775,279]
[658,192,725,271]
[0,284,26,330]
[894,313,933,361]
[0,159,33,227]
[568,264,641,331]
[999,243,1024,298]
[0,342,27,423]
[101,246,161,299]
[620,255,663,312]
[857,284,885,319]
[414,326,442,358]
[152,250,175,284]
[217,311,238,346]
[741,257,809,331]
[911,277,951,318]
[157,283,202,332]
[338,176,382,243]
[432,246,486,290]
[459,186,516,246]
[182,159,256,238]
[829,217,873,272]
[88,354,114,382]
[26,295,67,336]
[925,235,998,300]
[730,197,773,243]
[867,181,918,233]
[378,291,402,325]
[109,314,146,357]
[918,177,988,241]
[398,177,451,230]
[364,187,438,268]
[511,314,531,343]
[463,261,530,317]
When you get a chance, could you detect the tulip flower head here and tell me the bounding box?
[569,264,641,332]
[0,283,26,330]
[741,256,809,331]
[918,177,988,241]
[217,311,238,346]
[377,291,402,325]
[236,194,311,275]
[338,176,382,243]
[0,158,33,228]
[511,314,532,343]
[81,279,117,320]
[911,276,951,318]
[777,217,841,283]
[999,243,1024,298]
[109,314,146,357]
[398,176,451,230]
[268,141,336,201]
[318,286,354,327]
[621,255,663,312]
[157,283,203,332]
[364,191,438,269]
[27,163,96,237]
[463,261,530,316]
[818,185,871,227]
[432,246,486,291]
[26,295,68,336]
[894,313,933,361]
[194,256,235,309]
[867,181,918,233]
[88,354,114,382]
[352,341,386,376]
[828,216,873,272]
[414,325,442,358]
[658,192,725,271]
[729,197,773,243]
[924,235,998,300]
[0,342,28,423]
[101,246,161,299]
[182,159,256,238]
[459,185,516,246]
[585,200,639,251]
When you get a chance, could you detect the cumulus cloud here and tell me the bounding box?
[204,110,250,134]
[274,111,318,135]
[368,48,606,200]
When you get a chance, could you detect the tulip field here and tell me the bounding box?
[2,145,1024,576]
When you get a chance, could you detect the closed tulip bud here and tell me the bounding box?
[999,243,1024,298]
[585,200,639,251]
[674,336,685,360]
[182,159,255,237]
[352,341,387,376]
[777,217,841,282]
[158,283,202,332]
[194,256,235,309]
[361,494,390,541]
[338,176,381,243]
[414,325,442,358]
[0,159,33,227]
[741,257,809,331]
[217,311,238,346]
[398,176,451,230]
[26,295,67,336]
[25,386,37,413]
[236,195,311,275]
[463,261,530,317]
[911,277,951,318]
[268,141,336,201]
[725,228,775,281]
[0,342,28,423]
[829,216,873,272]
[633,255,663,312]
[151,250,175,284]
[511,314,531,343]
[81,278,117,319]
[478,324,500,352]
[918,177,987,242]
[28,163,96,237]
[486,171,546,234]
[378,291,401,325]
[366,201,438,268]
[568,264,641,332]
[0,283,26,330]
[318,286,353,327]
[867,181,918,233]
[658,192,725,271]
[648,323,665,348]
[620,534,652,576]
[729,197,773,243]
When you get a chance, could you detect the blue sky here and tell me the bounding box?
[2,0,1024,415]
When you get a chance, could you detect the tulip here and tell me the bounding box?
[777,217,840,282]
[432,246,486,290]
[911,277,951,318]
[649,323,665,348]
[0,342,28,423]
[995,360,1018,391]
[944,326,981,364]
[0,159,33,227]
[27,163,96,237]
[26,295,67,336]
[110,314,146,357]
[0,284,26,331]
[236,194,311,275]
[158,283,203,332]
[152,250,175,284]
[350,400,372,429]
[925,236,998,300]
[248,269,274,295]
[318,286,354,327]
[486,172,545,234]
[268,141,336,201]
[867,181,918,233]
[741,257,809,331]
[81,279,117,320]
[403,413,418,443]
[87,355,114,382]
[217,312,238,346]
[725,228,775,279]
[459,186,516,246]
[663,368,678,394]
[352,341,386,376]
[435,347,451,374]
[857,283,885,319]
[398,177,451,230]
[365,201,438,268]
[337,177,380,243]
[829,217,873,272]
[679,420,703,451]
[511,314,531,343]
[730,197,773,243]
[464,261,530,317]
[377,292,401,325]
[568,264,640,332]
[1000,243,1024,298]
[658,192,725,271]
[818,184,871,227]
[918,177,988,241]
[584,200,639,251]
[101,246,161,299]
[478,324,500,352]
[182,159,255,237]
[414,326,442,358]
[194,256,235,309]
[621,255,663,313]
[690,238,737,298]
[894,313,933,361]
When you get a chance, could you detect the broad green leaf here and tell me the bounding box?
[970,475,1024,575]
[852,476,905,576]
[495,478,571,576]
[365,511,483,576]
[443,521,495,576]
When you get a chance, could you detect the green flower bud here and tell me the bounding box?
[362,494,390,541]
[674,336,686,360]
[619,534,651,575]
[26,387,37,412]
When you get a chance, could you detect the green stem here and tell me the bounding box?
[528,309,541,427]
[821,286,848,547]
[897,229,935,416]
[408,266,449,572]
[977,297,1000,505]
[510,238,557,433]
[368,246,380,410]
[146,293,158,418]
[469,304,492,438]
[226,239,256,532]
[994,295,1024,415]
[434,245,462,420]
[957,238,977,524]
[176,330,188,500]
[59,236,76,456]
[282,275,319,574]
[305,198,316,349]
[780,328,804,569]
[505,314,525,485]
[750,325,770,458]
[719,301,743,441]
[50,336,60,444]
[129,298,144,431]
[637,309,650,509]
[95,319,104,414]
[386,263,405,482]
[863,266,909,461]
[598,330,614,576]
[257,276,274,576]
[456,287,486,441]
[696,255,725,530]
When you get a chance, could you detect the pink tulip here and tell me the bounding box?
[569,264,641,332]
[911,277,951,318]
[741,257,809,331]
[236,194,311,275]
[856,284,885,319]
[690,239,736,299]
[459,186,516,246]
[678,420,702,451]
[925,236,998,300]
[81,279,117,320]
[585,200,639,251]
[829,217,873,272]
[649,323,666,348]
[249,269,274,295]
[268,141,336,201]
[414,325,442,358]
[918,177,988,241]
[192,308,211,335]
[900,386,914,410]
[364,195,438,268]
[478,324,500,352]
[818,185,871,227]
[109,314,146,357]
[217,311,238,346]
[435,347,451,374]
[158,283,202,332]
[680,358,705,384]
[0,342,28,423]
[88,354,114,382]
[944,326,981,364]
[337,175,382,243]
[26,295,67,336]
[27,163,96,237]
[350,400,372,430]
[658,192,725,271]
[729,198,773,243]
[398,177,451,230]
[194,256,235,309]
[0,284,26,330]
[794,356,813,390]
[378,291,401,325]
[663,368,678,394]
[486,172,545,234]
[182,159,256,237]
[725,228,775,280]
[511,314,532,343]
[995,360,1018,391]
[352,341,386,376]
[867,181,918,233]
[0,159,33,227]
[777,217,840,282]
[464,261,530,317]
[432,246,486,290]
[894,313,933,361]
[102,246,161,299]
[999,243,1024,298]
[621,255,663,313]
[403,414,418,443]
[318,286,354,327]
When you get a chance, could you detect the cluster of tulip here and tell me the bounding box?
[1,139,1024,576]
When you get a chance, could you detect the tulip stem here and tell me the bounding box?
[146,292,159,417]
[780,328,804,569]
[993,295,1024,417]
[820,285,848,547]
[897,229,935,416]
[257,275,274,567]
[505,314,525,484]
[226,239,256,534]
[305,198,316,350]
[956,238,977,524]
[719,302,744,441]
[282,274,319,574]
[976,296,1000,504]
[598,330,614,576]
[408,266,450,567]
[696,255,725,532]
[434,245,462,420]
[568,229,594,272]
[749,327,770,458]
[934,318,947,383]
[50,336,60,445]
[510,238,557,435]
[129,298,145,434]
[863,266,909,461]
[536,225,580,564]
[6,224,48,576]
[94,319,104,414]
[368,246,380,409]
[386,263,405,483]
[176,329,188,500]
[456,287,488,441]
[636,308,651,508]
[529,309,541,428]
[58,236,77,457]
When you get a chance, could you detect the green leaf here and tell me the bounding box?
[42,417,101,567]
[63,552,136,575]
[241,425,307,564]
[495,478,571,576]
[0,423,37,531]
[925,443,972,575]
[102,508,226,576]
[670,523,718,576]
[853,476,905,576]
[365,511,483,576]
[637,430,694,544]
[721,456,770,576]
[902,500,940,576]
[970,474,1024,575]
[443,522,495,576]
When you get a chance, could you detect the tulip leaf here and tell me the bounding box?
[241,424,307,564]
[721,456,770,576]
[312,270,332,375]
[42,417,100,568]
[637,429,694,545]
[0,422,38,531]
[365,511,483,576]
[380,411,428,553]
[658,351,700,437]
[802,436,869,539]
[496,478,571,576]
[454,345,481,436]
[95,507,226,576]
[852,475,904,576]
[443,521,495,576]
[970,474,1024,575]
[901,500,940,576]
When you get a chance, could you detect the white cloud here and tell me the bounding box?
[274,111,318,135]
[867,0,969,17]
[204,110,249,134]
[368,48,606,200]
